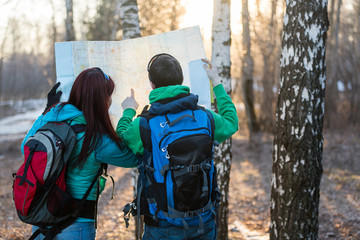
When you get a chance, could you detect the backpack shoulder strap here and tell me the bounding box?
[70,124,86,133]
[139,117,152,152]
[68,117,86,134]
[139,106,158,153]
[197,106,215,140]
[28,164,104,240]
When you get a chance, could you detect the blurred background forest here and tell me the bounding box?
[0,1,360,239]
[0,0,358,131]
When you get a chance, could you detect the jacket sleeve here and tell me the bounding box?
[21,114,46,155]
[208,84,239,143]
[116,109,144,155]
[94,135,138,168]
[95,108,140,167]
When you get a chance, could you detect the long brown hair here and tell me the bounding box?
[65,67,122,168]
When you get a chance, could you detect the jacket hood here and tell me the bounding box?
[149,85,190,104]
[42,103,86,123]
[148,85,199,115]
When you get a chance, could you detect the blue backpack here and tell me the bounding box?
[124,96,221,234]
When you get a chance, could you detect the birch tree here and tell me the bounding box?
[119,0,142,238]
[270,0,329,239]
[241,0,259,135]
[119,0,141,40]
[211,0,232,239]
[65,0,75,41]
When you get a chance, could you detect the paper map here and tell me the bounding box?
[55,26,211,118]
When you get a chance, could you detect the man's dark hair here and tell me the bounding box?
[147,54,183,88]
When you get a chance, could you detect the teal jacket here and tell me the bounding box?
[116,84,239,155]
[21,104,138,221]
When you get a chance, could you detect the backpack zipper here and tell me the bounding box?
[22,184,30,215]
[158,127,210,149]
[39,132,57,180]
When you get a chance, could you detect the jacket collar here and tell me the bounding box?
[149,93,199,115]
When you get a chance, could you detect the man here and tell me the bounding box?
[117,53,238,239]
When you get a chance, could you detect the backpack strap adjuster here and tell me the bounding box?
[190,165,200,172]
[186,211,195,218]
[160,164,170,176]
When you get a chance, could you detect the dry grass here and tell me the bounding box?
[0,123,359,239]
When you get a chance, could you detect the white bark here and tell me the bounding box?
[119,0,141,40]
[211,0,231,93]
[211,0,232,239]
[271,0,329,238]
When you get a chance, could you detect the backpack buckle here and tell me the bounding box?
[190,165,200,172]
[186,211,195,218]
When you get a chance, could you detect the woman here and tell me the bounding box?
[21,67,139,239]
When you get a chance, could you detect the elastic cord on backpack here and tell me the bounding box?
[19,147,36,185]
[136,180,143,240]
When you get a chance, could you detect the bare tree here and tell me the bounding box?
[111,0,122,40]
[86,0,119,41]
[65,0,75,41]
[241,0,259,136]
[325,0,342,127]
[351,0,360,125]
[49,0,57,84]
[169,0,181,31]
[0,24,9,99]
[335,0,360,126]
[255,0,279,131]
[211,0,232,239]
[270,0,329,239]
[137,0,185,36]
[8,18,21,100]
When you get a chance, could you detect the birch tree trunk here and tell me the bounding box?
[119,1,142,238]
[119,0,141,40]
[65,0,75,41]
[270,1,329,239]
[211,0,232,239]
[241,0,259,136]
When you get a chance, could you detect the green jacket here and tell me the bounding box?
[117,84,238,155]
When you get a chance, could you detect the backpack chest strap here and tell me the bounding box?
[160,161,211,177]
[161,199,214,219]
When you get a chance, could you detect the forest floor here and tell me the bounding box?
[0,107,359,240]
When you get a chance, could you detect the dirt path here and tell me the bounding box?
[1,130,359,239]
[228,130,360,240]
